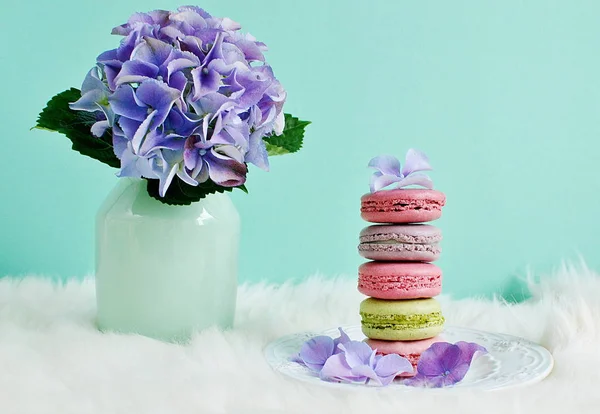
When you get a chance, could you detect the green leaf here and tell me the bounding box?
[35,88,120,168]
[146,177,237,206]
[237,184,249,194]
[264,113,310,156]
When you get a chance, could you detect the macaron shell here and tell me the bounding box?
[360,189,446,224]
[358,262,442,299]
[359,224,442,242]
[365,336,444,377]
[365,336,442,355]
[360,297,445,341]
[359,224,441,261]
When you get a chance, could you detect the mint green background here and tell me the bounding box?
[2,0,599,298]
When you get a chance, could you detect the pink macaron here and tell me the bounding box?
[358,262,442,299]
[365,336,443,376]
[360,189,446,224]
[358,224,442,262]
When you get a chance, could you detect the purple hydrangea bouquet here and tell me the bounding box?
[36,6,309,205]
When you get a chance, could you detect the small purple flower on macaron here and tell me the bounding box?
[404,341,488,388]
[368,149,434,193]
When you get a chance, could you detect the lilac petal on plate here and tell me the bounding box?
[337,341,373,368]
[370,172,403,193]
[402,148,433,176]
[298,336,335,372]
[395,173,434,189]
[332,327,351,352]
[320,354,366,383]
[350,364,382,385]
[416,342,454,376]
[454,341,488,360]
[375,354,414,379]
[368,154,402,176]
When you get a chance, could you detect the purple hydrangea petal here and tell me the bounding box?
[402,148,433,177]
[416,342,454,376]
[395,173,434,190]
[134,79,181,113]
[91,120,110,137]
[132,37,173,67]
[337,341,373,369]
[80,67,106,94]
[69,89,106,112]
[320,354,366,384]
[204,147,247,187]
[370,172,403,193]
[405,341,487,388]
[298,336,335,373]
[332,327,351,353]
[112,131,128,158]
[139,129,185,155]
[167,54,201,80]
[191,64,222,99]
[117,117,142,141]
[368,155,402,177]
[109,86,148,121]
[230,33,266,62]
[245,128,269,171]
[156,163,178,197]
[131,110,157,152]
[114,60,159,86]
[374,353,414,380]
[455,341,488,359]
[350,364,381,385]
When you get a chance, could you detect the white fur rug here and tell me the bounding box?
[1,263,599,414]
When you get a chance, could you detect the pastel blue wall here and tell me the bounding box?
[2,0,599,298]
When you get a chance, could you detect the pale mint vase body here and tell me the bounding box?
[95,178,239,341]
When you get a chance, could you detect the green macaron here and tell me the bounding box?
[360,297,445,341]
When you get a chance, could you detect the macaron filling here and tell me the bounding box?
[358,242,440,253]
[361,199,444,213]
[360,311,445,330]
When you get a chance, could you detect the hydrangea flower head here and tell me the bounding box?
[69,6,287,197]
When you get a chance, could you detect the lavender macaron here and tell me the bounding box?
[358,224,442,262]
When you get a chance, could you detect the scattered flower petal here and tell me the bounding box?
[404,341,488,388]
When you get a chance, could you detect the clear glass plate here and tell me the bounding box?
[264,325,553,391]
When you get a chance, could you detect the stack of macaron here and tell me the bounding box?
[358,187,446,374]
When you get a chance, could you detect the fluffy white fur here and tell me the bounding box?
[1,262,599,414]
